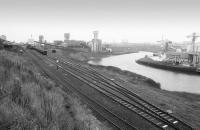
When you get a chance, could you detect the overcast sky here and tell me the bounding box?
[1,0,200,43]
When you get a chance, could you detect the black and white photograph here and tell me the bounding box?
[0,0,199,129]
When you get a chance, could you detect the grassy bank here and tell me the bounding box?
[56,48,112,62]
[88,64,161,89]
[0,50,110,130]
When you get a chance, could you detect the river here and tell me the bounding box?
[88,52,200,94]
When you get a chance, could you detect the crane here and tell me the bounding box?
[157,39,173,52]
[187,32,200,52]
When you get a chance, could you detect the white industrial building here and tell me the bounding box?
[88,31,102,52]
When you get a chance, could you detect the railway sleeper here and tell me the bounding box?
[52,57,188,130]
[164,116,170,119]
[162,125,168,129]
[173,121,178,124]
[160,114,166,117]
[128,105,133,109]
[157,112,162,114]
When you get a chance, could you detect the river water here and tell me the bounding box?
[89,52,200,94]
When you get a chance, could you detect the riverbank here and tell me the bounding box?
[88,63,200,130]
[59,47,136,62]
[54,48,200,129]
[0,49,110,130]
[88,64,161,89]
[59,43,161,62]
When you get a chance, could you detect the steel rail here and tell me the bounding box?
[51,55,194,130]
[46,56,171,130]
[57,59,179,129]
[44,57,138,130]
[29,50,138,130]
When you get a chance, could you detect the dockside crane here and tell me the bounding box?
[187,32,200,52]
[157,38,173,52]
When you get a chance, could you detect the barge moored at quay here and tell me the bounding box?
[136,56,200,74]
[136,32,200,75]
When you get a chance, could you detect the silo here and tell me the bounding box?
[39,35,44,43]
[91,31,102,52]
[64,33,70,41]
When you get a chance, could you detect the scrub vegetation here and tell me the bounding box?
[0,50,110,130]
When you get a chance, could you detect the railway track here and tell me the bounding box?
[29,49,194,130]
[28,50,138,130]
[62,59,193,130]
[47,54,194,130]
[46,56,171,130]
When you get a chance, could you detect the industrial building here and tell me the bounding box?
[39,35,44,43]
[163,33,200,66]
[63,33,70,47]
[0,35,7,40]
[27,38,34,45]
[64,33,70,42]
[54,40,63,46]
[88,31,102,53]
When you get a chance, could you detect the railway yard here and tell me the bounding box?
[26,47,196,130]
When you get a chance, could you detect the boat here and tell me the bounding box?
[136,33,200,74]
[136,56,200,75]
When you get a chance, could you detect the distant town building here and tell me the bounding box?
[39,35,44,43]
[0,35,7,40]
[89,31,102,52]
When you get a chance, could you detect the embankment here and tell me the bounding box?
[0,49,110,130]
[88,64,161,89]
